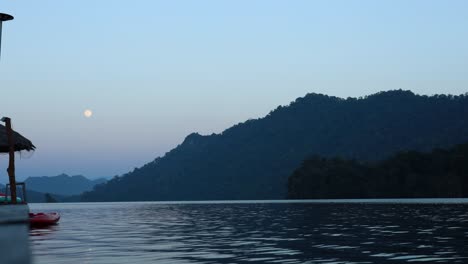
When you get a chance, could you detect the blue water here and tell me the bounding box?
[29,200,468,264]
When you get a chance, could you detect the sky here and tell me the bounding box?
[0,0,467,181]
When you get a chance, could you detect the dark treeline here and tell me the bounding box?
[44,193,58,203]
[82,90,468,201]
[288,143,468,199]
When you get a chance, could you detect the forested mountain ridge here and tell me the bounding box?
[82,90,468,201]
[288,143,468,199]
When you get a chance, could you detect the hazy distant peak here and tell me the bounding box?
[25,174,107,196]
[70,175,87,179]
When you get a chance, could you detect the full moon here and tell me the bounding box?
[84,109,93,118]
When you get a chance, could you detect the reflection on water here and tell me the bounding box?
[29,201,468,264]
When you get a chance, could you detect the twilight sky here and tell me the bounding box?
[1,0,467,181]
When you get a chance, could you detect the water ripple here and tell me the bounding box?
[29,201,468,263]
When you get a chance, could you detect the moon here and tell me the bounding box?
[84,109,93,118]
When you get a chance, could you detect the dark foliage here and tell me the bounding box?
[44,193,58,203]
[288,143,468,199]
[25,190,63,203]
[81,90,468,201]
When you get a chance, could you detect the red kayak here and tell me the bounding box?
[29,212,60,227]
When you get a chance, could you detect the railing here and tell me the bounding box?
[2,183,27,204]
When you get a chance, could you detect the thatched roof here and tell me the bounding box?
[0,124,35,153]
[0,13,14,22]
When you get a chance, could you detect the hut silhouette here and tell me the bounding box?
[0,118,35,203]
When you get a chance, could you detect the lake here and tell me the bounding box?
[29,200,468,264]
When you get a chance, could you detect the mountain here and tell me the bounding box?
[81,90,468,201]
[25,174,108,196]
[288,143,468,199]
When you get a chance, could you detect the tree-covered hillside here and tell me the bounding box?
[82,90,468,201]
[288,143,468,199]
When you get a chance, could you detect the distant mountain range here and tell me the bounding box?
[25,174,107,197]
[81,90,468,201]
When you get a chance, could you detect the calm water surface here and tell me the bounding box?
[29,200,468,264]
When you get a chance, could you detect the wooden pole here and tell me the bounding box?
[4,117,17,204]
[1,14,17,203]
[0,21,3,59]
